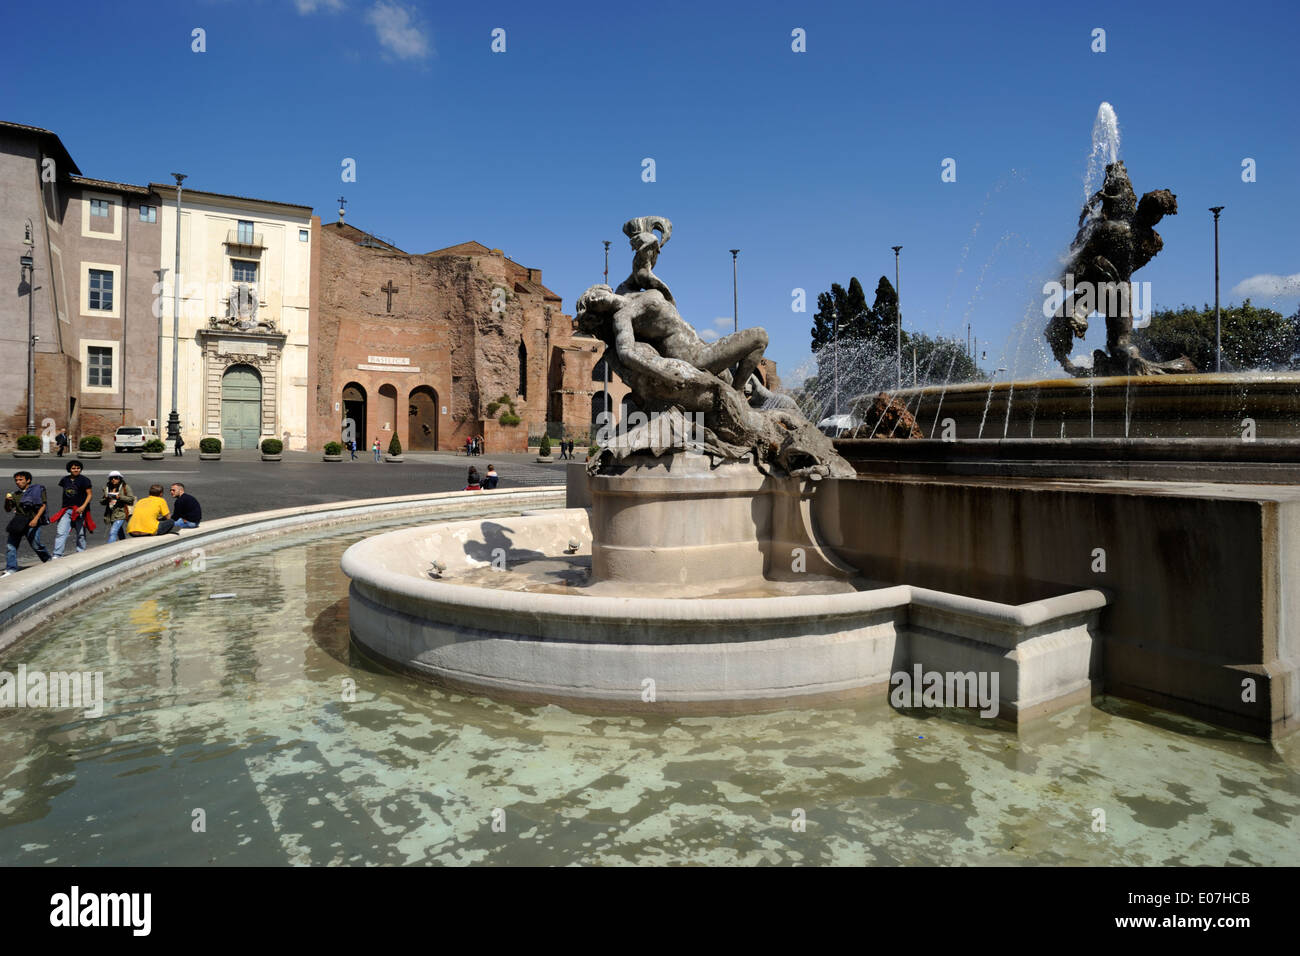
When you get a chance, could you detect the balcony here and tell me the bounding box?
[224,229,267,252]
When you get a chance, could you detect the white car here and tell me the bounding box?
[114,426,154,452]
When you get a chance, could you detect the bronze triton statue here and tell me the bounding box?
[1044,160,1193,376]
[577,217,854,479]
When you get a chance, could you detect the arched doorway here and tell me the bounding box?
[620,394,640,425]
[408,385,438,450]
[378,384,398,447]
[221,364,262,450]
[342,382,367,449]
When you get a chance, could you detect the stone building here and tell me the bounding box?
[308,221,621,453]
[0,121,162,446]
[153,183,314,450]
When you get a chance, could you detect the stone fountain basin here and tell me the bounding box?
[342,509,1109,718]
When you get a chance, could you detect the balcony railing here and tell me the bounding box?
[224,229,267,250]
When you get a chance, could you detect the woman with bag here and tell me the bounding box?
[4,471,52,575]
[101,470,136,543]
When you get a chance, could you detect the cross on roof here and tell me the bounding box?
[381,280,399,313]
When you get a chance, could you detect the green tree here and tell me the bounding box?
[900,331,985,384]
[810,277,872,352]
[1132,301,1299,371]
[809,290,838,353]
[866,276,899,347]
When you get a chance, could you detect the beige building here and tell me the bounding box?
[153,184,313,450]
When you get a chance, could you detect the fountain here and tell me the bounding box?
[849,103,1300,447]
[342,218,1109,718]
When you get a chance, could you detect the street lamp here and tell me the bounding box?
[168,173,186,449]
[603,240,610,286]
[892,246,903,389]
[21,219,35,435]
[1210,206,1224,373]
[832,306,840,418]
[730,249,740,333]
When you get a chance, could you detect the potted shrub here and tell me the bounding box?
[199,437,222,461]
[323,441,343,462]
[587,443,600,462]
[260,437,283,461]
[14,434,41,458]
[536,434,553,463]
[77,435,103,458]
[385,435,404,462]
[141,438,166,461]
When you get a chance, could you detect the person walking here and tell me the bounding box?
[169,483,202,529]
[348,438,357,461]
[483,465,500,489]
[55,429,68,457]
[465,466,481,490]
[52,460,93,557]
[173,431,185,457]
[126,485,176,537]
[4,471,51,575]
[372,438,381,462]
[101,470,135,543]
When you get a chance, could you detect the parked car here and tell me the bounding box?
[114,426,156,452]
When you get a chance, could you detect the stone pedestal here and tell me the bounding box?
[589,453,853,586]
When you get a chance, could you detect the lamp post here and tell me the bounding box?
[892,246,903,389]
[833,306,840,419]
[603,240,610,286]
[21,219,35,435]
[168,173,186,449]
[1210,206,1224,373]
[730,249,740,333]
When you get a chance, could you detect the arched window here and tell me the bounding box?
[518,340,528,399]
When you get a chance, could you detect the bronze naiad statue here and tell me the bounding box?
[1044,161,1192,376]
[577,216,854,478]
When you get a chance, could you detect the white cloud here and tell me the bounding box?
[699,329,719,343]
[366,1,431,60]
[294,0,344,13]
[1231,273,1300,300]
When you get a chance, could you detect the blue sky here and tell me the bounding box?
[6,0,1297,380]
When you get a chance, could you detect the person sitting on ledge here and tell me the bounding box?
[466,467,481,491]
[169,482,202,529]
[482,465,499,489]
[127,485,177,537]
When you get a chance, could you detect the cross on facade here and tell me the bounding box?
[381,280,399,313]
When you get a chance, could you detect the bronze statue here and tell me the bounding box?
[1045,161,1192,376]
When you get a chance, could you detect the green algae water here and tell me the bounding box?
[1,514,1297,866]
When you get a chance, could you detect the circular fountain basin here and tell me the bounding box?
[342,508,909,713]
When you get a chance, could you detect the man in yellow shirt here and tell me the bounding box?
[126,484,177,537]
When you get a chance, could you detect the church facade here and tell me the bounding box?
[307,220,626,453]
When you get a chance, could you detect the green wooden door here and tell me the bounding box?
[221,365,262,450]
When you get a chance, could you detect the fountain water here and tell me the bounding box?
[1084,102,1121,202]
